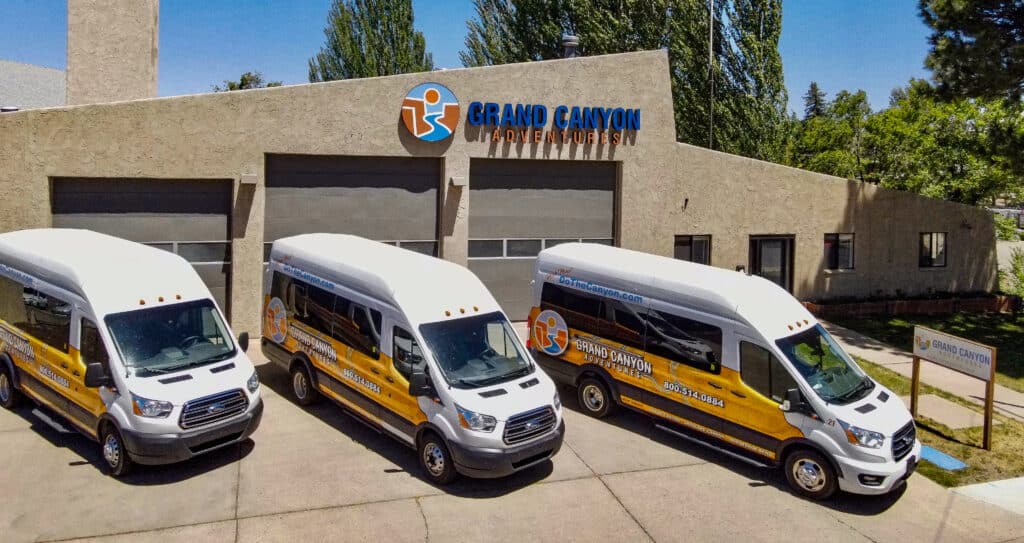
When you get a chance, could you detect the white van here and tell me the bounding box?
[262,234,563,484]
[529,243,919,499]
[0,229,262,476]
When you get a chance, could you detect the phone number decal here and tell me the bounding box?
[663,381,724,408]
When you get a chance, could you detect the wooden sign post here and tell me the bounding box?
[911,326,997,450]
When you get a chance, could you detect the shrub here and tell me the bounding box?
[994,213,1020,241]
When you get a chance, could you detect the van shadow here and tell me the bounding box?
[9,402,252,485]
[257,362,554,499]
[556,385,906,516]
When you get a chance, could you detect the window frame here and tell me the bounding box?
[643,307,723,375]
[739,341,799,404]
[673,235,712,265]
[823,233,855,271]
[79,317,111,370]
[918,232,948,268]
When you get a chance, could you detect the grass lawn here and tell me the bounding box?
[858,359,1024,487]
[831,312,1024,393]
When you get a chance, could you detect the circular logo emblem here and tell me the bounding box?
[401,82,459,142]
[533,310,569,356]
[266,297,288,343]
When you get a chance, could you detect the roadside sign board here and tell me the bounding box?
[910,325,997,450]
[912,326,995,382]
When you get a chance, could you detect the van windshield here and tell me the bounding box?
[105,299,236,376]
[419,312,533,389]
[775,324,873,405]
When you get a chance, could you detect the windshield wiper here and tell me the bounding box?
[836,377,874,403]
[154,351,233,374]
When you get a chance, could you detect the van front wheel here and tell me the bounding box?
[418,432,457,485]
[0,364,22,409]
[578,377,615,418]
[784,449,837,500]
[101,423,132,477]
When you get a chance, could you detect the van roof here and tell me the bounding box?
[269,234,503,325]
[536,243,815,340]
[0,229,210,316]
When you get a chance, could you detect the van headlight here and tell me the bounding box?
[839,420,884,449]
[455,403,497,433]
[553,391,562,411]
[247,370,260,393]
[131,394,173,418]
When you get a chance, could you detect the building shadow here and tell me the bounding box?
[256,361,555,498]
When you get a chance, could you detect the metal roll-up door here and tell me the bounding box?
[468,159,617,319]
[264,154,440,258]
[50,178,233,315]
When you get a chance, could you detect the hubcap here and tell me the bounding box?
[792,458,826,492]
[423,442,446,477]
[293,371,308,399]
[582,384,605,412]
[0,373,10,403]
[103,433,120,467]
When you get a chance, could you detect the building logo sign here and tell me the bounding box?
[466,101,640,145]
[401,83,459,142]
[913,326,995,382]
[533,310,569,356]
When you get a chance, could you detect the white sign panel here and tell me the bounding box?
[913,326,995,382]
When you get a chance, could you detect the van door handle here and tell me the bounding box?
[61,362,68,369]
[707,382,723,389]
[386,377,394,384]
[730,390,746,398]
[370,368,380,375]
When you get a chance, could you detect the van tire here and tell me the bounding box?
[0,364,22,409]
[577,377,615,418]
[290,363,319,406]
[100,423,133,477]
[784,448,837,500]
[418,432,457,485]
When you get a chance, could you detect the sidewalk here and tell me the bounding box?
[821,321,1024,423]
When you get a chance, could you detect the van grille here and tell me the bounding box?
[179,389,248,429]
[503,406,556,445]
[892,421,916,461]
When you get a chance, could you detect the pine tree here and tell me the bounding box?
[308,0,433,82]
[802,82,826,119]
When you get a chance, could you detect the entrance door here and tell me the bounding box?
[749,236,794,292]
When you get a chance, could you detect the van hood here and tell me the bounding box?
[123,353,256,405]
[824,383,913,436]
[447,368,558,421]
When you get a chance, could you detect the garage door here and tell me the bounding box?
[468,159,616,320]
[264,154,440,258]
[50,178,233,315]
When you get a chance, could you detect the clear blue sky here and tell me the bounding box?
[1,0,931,113]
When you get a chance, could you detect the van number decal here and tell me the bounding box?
[342,368,381,395]
[576,336,652,378]
[38,364,69,388]
[663,381,724,408]
[0,325,35,362]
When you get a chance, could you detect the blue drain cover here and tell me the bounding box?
[921,445,967,471]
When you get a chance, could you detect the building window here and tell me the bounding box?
[919,232,947,268]
[674,235,711,265]
[823,233,854,270]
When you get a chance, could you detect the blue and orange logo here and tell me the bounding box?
[401,83,459,142]
[533,310,569,356]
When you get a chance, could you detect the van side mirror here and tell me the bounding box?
[409,370,434,397]
[237,332,250,352]
[84,363,113,388]
[782,388,808,413]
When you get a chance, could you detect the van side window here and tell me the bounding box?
[540,282,605,336]
[0,276,30,330]
[740,341,798,403]
[609,302,645,350]
[644,310,722,374]
[393,326,424,380]
[273,271,380,358]
[80,319,110,369]
[13,283,72,353]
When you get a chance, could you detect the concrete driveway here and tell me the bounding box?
[1,359,1023,543]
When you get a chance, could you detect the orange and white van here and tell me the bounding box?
[529,243,919,500]
[262,234,563,484]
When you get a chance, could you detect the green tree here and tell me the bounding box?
[212,71,282,92]
[802,81,826,119]
[920,0,1024,101]
[308,0,433,82]
[863,80,1020,205]
[460,0,788,161]
[790,89,871,181]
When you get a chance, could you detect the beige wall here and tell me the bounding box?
[66,0,159,105]
[0,50,997,334]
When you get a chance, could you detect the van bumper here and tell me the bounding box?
[448,420,565,478]
[835,439,921,495]
[121,397,264,465]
